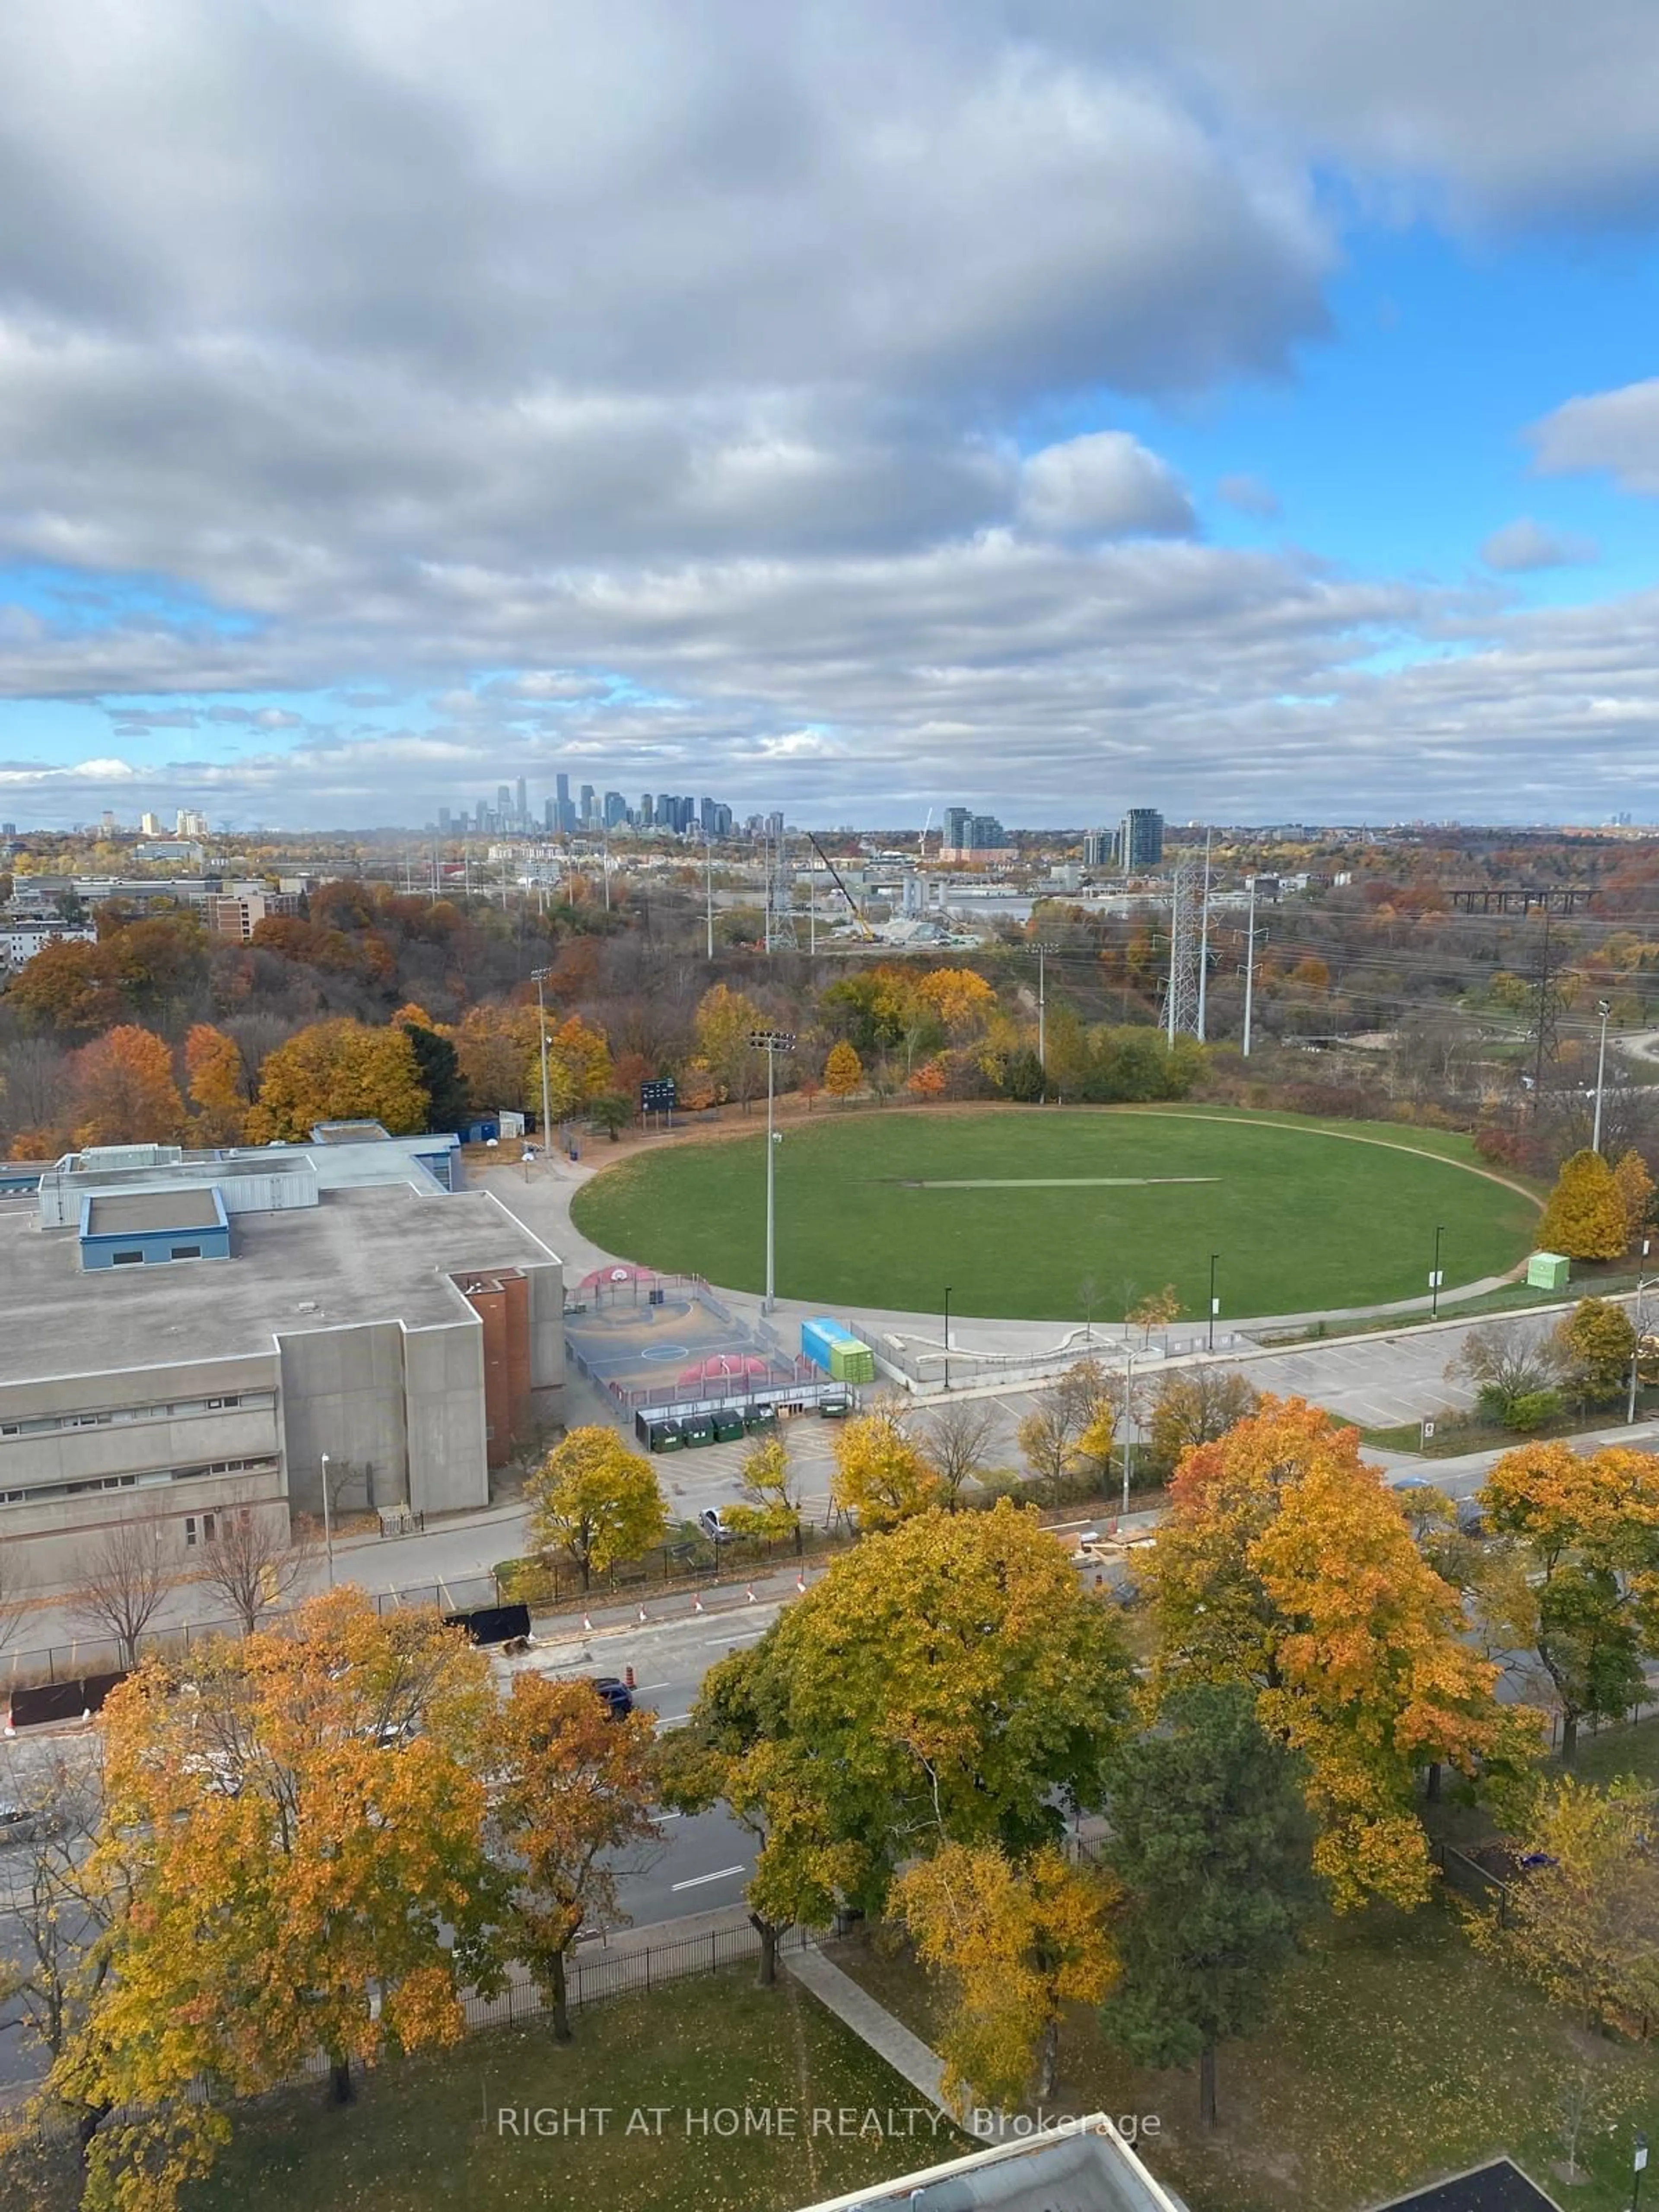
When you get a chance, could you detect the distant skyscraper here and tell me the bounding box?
[604,791,627,829]
[1119,808,1164,869]
[438,806,452,834]
[657,791,674,828]
[579,783,596,829]
[515,775,527,826]
[1083,828,1113,868]
[544,797,555,831]
[476,798,489,830]
[639,792,654,826]
[944,806,970,849]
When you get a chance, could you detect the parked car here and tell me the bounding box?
[0,1799,64,1846]
[699,1507,736,1545]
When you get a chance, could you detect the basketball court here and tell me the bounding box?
[565,1263,810,1411]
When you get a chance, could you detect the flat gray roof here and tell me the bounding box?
[85,1189,222,1235]
[0,1186,560,1384]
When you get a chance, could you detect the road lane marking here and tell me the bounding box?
[671,1865,746,1892]
[704,1628,766,1646]
[654,1714,690,1729]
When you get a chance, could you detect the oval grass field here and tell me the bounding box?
[569,1107,1541,1323]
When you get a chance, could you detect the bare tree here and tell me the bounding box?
[0,1741,109,2072]
[0,1536,33,1659]
[70,1508,175,1669]
[922,1399,998,1509]
[197,1499,316,1634]
[1446,1321,1563,1421]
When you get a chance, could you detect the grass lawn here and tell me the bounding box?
[833,1905,1659,2212]
[167,1969,954,2212]
[572,1106,1540,1322]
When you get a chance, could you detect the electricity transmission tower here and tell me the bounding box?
[763,831,798,952]
[1530,906,1564,1110]
[1164,853,1205,1040]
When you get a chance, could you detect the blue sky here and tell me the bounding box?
[2,1,1658,830]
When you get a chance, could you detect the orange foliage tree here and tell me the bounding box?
[244,1018,429,1141]
[486,1674,658,2040]
[1140,1395,1539,1909]
[66,1025,185,1147]
[183,1022,250,1143]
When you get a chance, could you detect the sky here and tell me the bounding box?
[2,2,1659,831]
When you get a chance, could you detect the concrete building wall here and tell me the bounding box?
[277,1322,410,1517]
[403,1322,489,1515]
[0,1468,290,1591]
[524,1258,565,1392]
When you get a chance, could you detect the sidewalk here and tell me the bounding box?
[785,1944,950,2113]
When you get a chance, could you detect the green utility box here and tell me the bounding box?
[1526,1251,1571,1292]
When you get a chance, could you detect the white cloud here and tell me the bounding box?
[1480,517,1599,572]
[1019,433,1195,541]
[1529,379,1659,496]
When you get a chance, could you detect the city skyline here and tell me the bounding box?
[1,6,1658,830]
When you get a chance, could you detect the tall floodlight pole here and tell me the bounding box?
[1594,998,1612,1154]
[1430,1222,1445,1321]
[1242,875,1258,1058]
[1038,942,1047,1069]
[1196,828,1213,1042]
[705,832,715,961]
[532,966,554,1154]
[943,1287,951,1394]
[1208,1252,1220,1354]
[750,1029,797,1313]
[1120,1349,1136,1518]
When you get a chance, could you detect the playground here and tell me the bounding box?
[564,1263,815,1412]
[569,1106,1541,1325]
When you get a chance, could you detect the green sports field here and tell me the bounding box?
[570,1107,1541,1323]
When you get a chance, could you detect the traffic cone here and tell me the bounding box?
[582,1613,593,1632]
[746,1585,756,1603]
[795,1572,807,1593]
[637,1605,648,1624]
[693,1594,705,1612]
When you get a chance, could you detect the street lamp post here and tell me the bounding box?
[1629,1276,1659,1423]
[1594,998,1612,1155]
[319,1452,335,1588]
[705,832,715,962]
[531,966,554,1156]
[1120,1349,1136,1519]
[749,1029,796,1313]
[1430,1223,1445,1321]
[943,1287,951,1393]
[1632,2129,1648,2212]
[1208,1251,1220,1354]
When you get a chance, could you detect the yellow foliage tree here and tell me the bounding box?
[914,966,998,1039]
[830,1402,941,1529]
[446,1003,541,1115]
[693,983,764,1107]
[51,1591,496,2205]
[525,1426,668,1589]
[1536,1147,1629,1260]
[894,1842,1117,2112]
[244,1018,429,1141]
[823,1039,863,1100]
[1614,1148,1656,1246]
[1142,1396,1540,1909]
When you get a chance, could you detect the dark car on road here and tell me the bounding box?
[589,1676,635,1718]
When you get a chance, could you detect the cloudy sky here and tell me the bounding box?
[2,1,1658,830]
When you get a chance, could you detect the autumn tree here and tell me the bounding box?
[914,967,998,1039]
[486,1675,659,2039]
[196,1499,315,1634]
[1019,1358,1118,1490]
[830,1401,941,1529]
[823,1039,863,1101]
[1447,1320,1564,1428]
[1478,1440,1659,1762]
[538,1014,614,1120]
[184,1022,250,1144]
[70,1507,176,1668]
[588,1091,633,1140]
[894,1842,1117,2112]
[1464,1777,1659,2035]
[1141,1396,1538,1908]
[1129,1284,1182,1346]
[6,938,125,1035]
[1146,1369,1259,1478]
[921,1398,998,1509]
[447,1004,539,1116]
[51,1592,497,2204]
[693,983,764,1109]
[1613,1147,1656,1245]
[1103,1685,1317,2129]
[65,1025,186,1148]
[726,1432,804,1541]
[1536,1147,1629,1261]
[675,1502,1132,1951]
[245,1018,429,1141]
[526,1426,668,1589]
[1554,1297,1637,1406]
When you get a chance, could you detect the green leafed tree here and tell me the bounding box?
[1103,1684,1318,2129]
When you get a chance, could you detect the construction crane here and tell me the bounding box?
[806,832,877,941]
[920,805,934,861]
